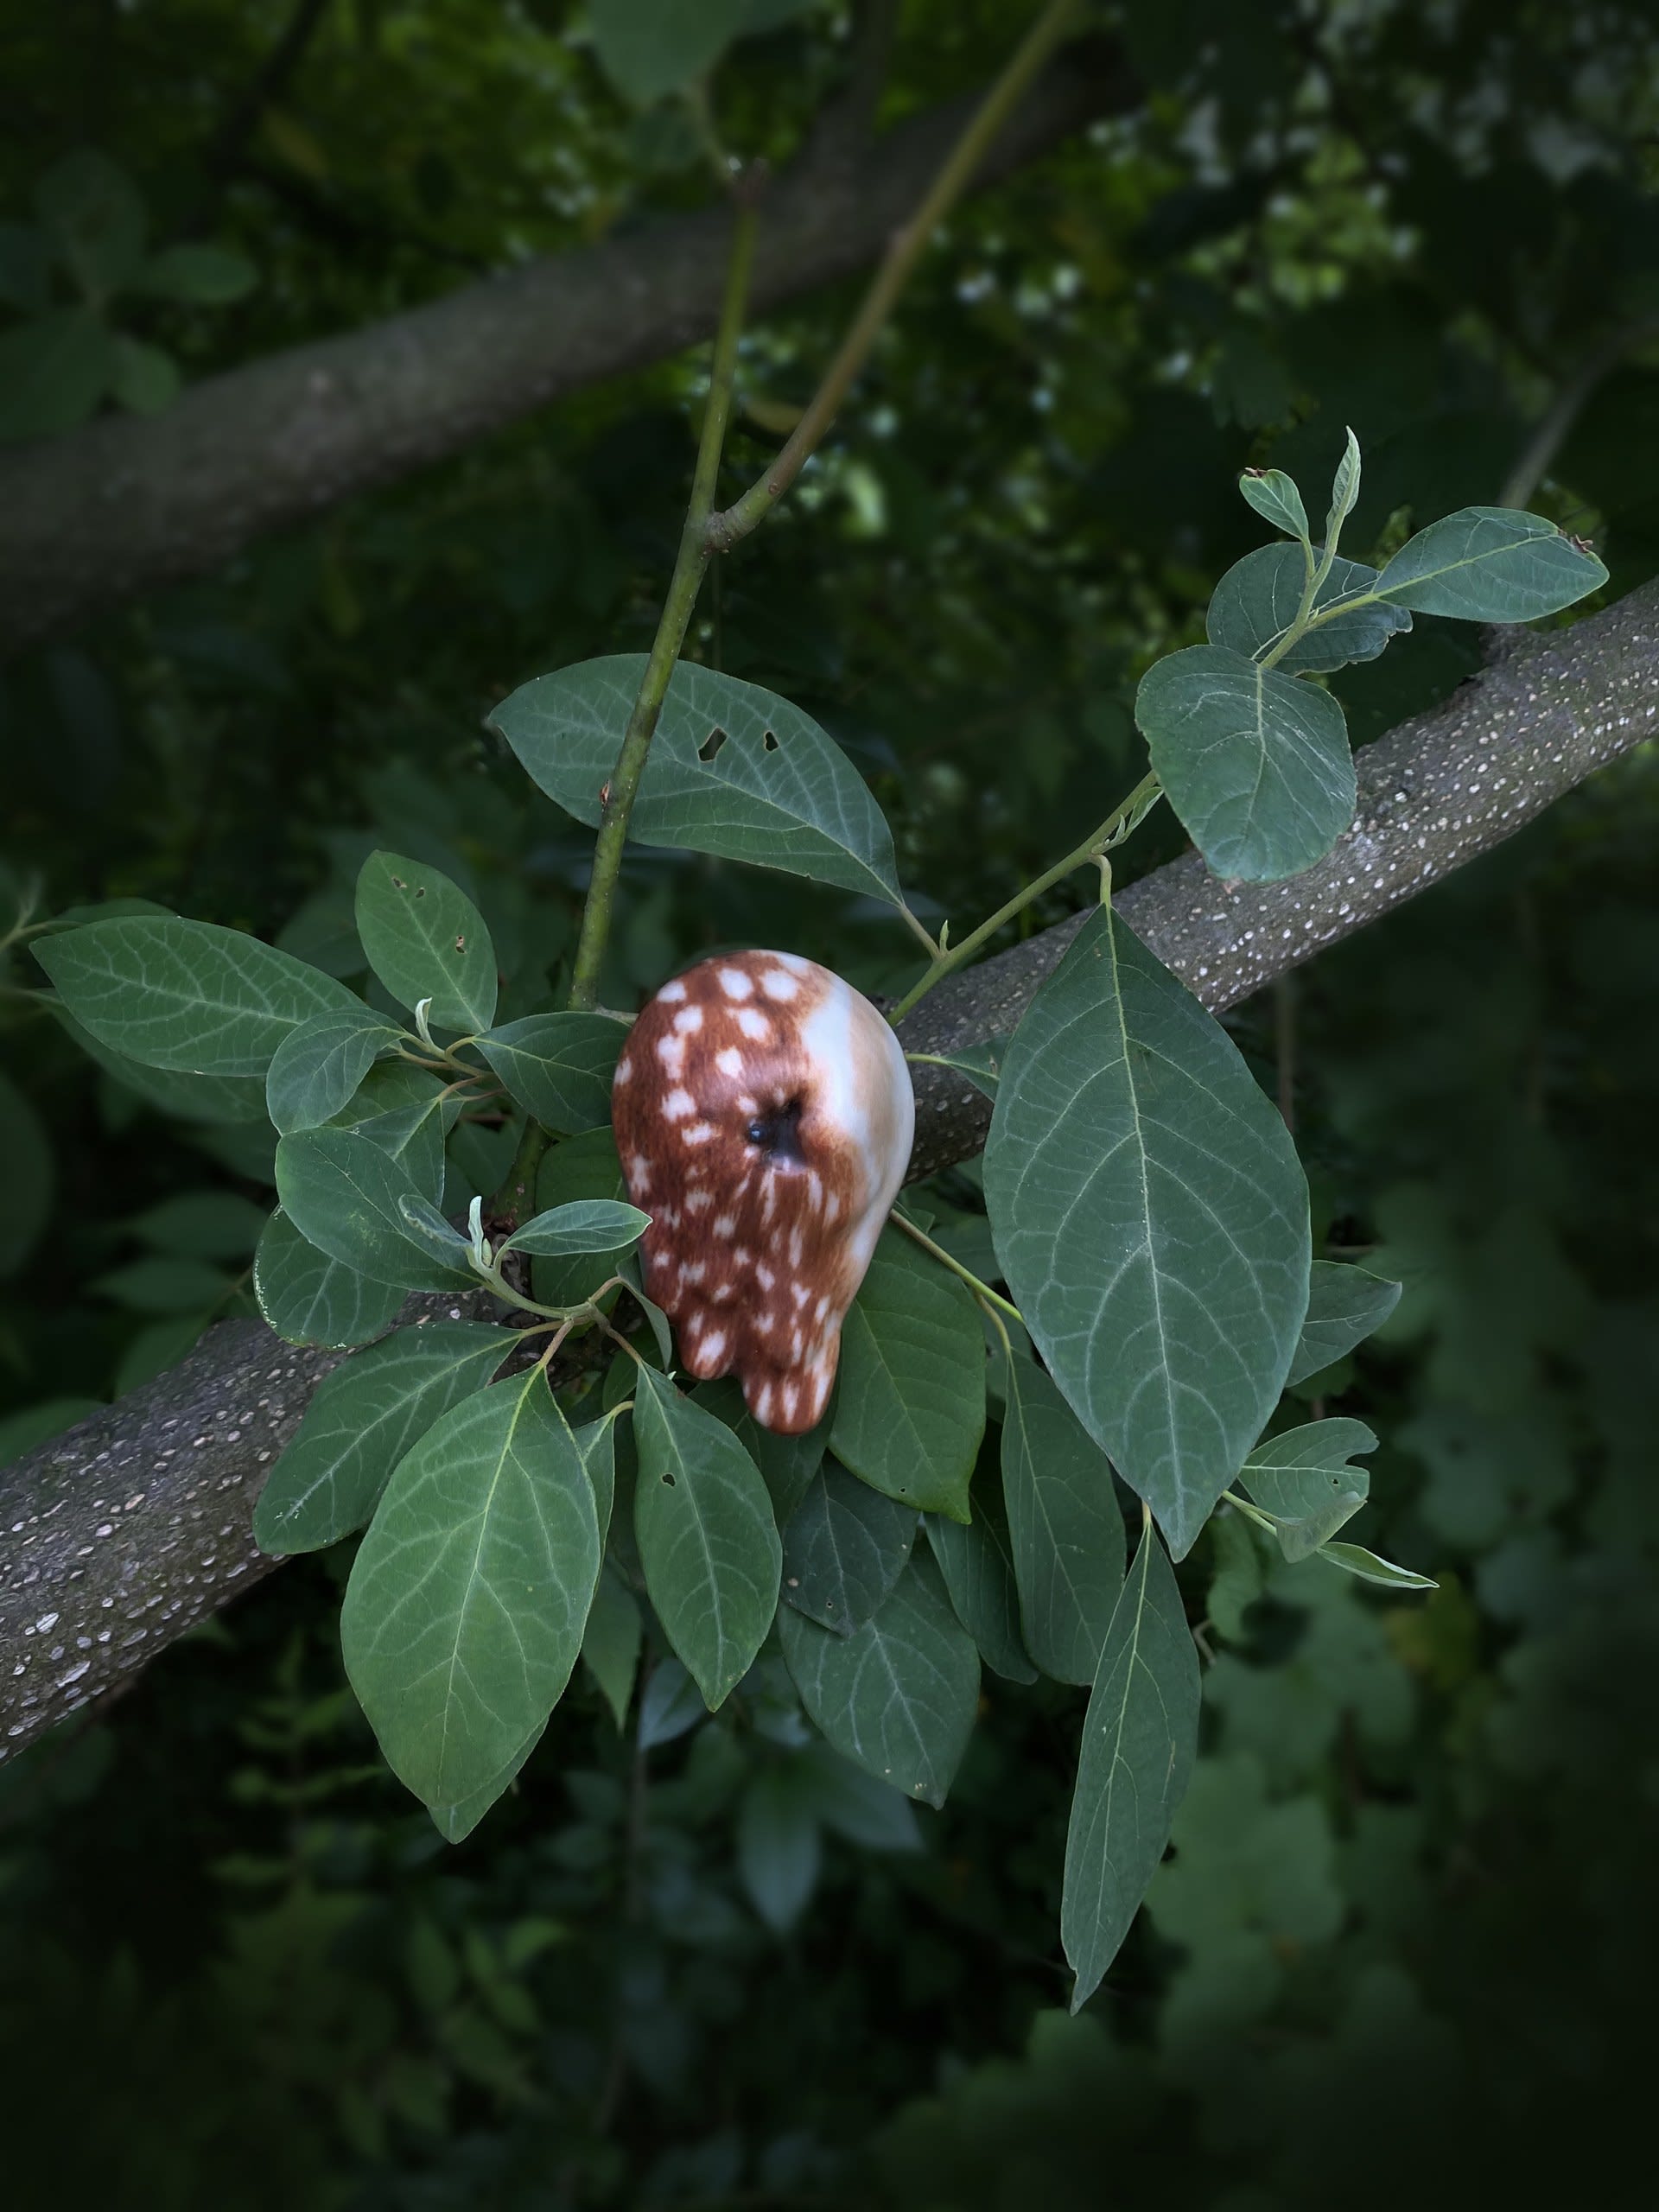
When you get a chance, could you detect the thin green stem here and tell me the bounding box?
[703,0,1083,555]
[886,771,1161,1025]
[890,1208,1024,1323]
[565,198,760,1014]
[1221,1487,1279,1535]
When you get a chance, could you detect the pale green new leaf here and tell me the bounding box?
[830,1228,986,1520]
[37,915,356,1077]
[1316,1540,1438,1591]
[501,1199,650,1261]
[341,1367,602,1809]
[1287,1261,1402,1385]
[779,1550,979,1807]
[1000,1356,1125,1685]
[1063,1524,1199,2010]
[253,1207,404,1348]
[783,1458,918,1636]
[983,910,1310,1560]
[1372,507,1607,621]
[1325,425,1362,546]
[276,1126,475,1291]
[1207,544,1411,674]
[632,1365,781,1708]
[266,1002,404,1133]
[253,1320,512,1553]
[1136,643,1355,883]
[1242,1418,1376,1560]
[355,850,498,1033]
[490,655,904,907]
[1237,467,1310,543]
[476,1012,626,1133]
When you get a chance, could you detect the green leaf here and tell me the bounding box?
[1315,1540,1438,1591]
[925,1464,1038,1683]
[52,1006,268,1123]
[632,1365,782,1708]
[983,910,1309,1560]
[0,222,52,312]
[1205,1509,1264,1641]
[354,850,498,1033]
[1207,544,1411,674]
[266,1003,404,1133]
[1135,643,1355,883]
[576,1405,623,1537]
[140,241,257,303]
[779,1551,979,1808]
[830,1228,986,1520]
[1325,424,1362,547]
[737,1767,823,1932]
[1000,1357,1125,1685]
[1372,507,1608,621]
[429,1722,544,1845]
[0,1396,102,1469]
[796,1740,922,1853]
[500,1199,650,1261]
[906,1037,1009,1098]
[1062,1523,1199,2010]
[531,1128,628,1308]
[0,1065,54,1277]
[124,1192,267,1259]
[108,334,178,414]
[253,1207,404,1348]
[35,149,146,296]
[341,1366,602,1808]
[1237,467,1310,543]
[93,1255,230,1313]
[782,1459,918,1636]
[491,656,904,908]
[1287,1260,1402,1385]
[340,1063,453,1202]
[694,1374,827,1526]
[1242,1418,1376,1560]
[275,1126,475,1291]
[253,1320,511,1554]
[476,1012,626,1133]
[581,1567,642,1730]
[637,1657,705,1748]
[0,308,112,440]
[37,915,356,1077]
[588,0,788,106]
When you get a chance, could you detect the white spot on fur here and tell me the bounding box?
[715,1046,743,1077]
[683,1122,716,1144]
[663,1087,695,1120]
[714,1214,735,1237]
[719,967,753,999]
[616,1057,633,1083]
[736,1007,771,1041]
[761,969,799,1001]
[673,1004,704,1034]
[658,978,688,1003]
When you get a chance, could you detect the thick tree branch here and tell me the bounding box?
[3,582,1655,1758]
[0,39,1135,660]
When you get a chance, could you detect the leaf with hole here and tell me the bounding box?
[779,1550,978,1808]
[266,1003,404,1133]
[355,850,498,1034]
[341,1366,601,1809]
[253,1320,512,1553]
[830,1228,985,1520]
[1242,1418,1376,1560]
[37,916,357,1077]
[1000,1356,1125,1685]
[1287,1262,1402,1385]
[782,1459,917,1636]
[477,1012,626,1133]
[983,910,1309,1560]
[491,656,904,908]
[1135,644,1355,883]
[1372,507,1607,621]
[1062,1523,1199,2010]
[632,1365,781,1709]
[1207,544,1411,674]
[276,1126,475,1291]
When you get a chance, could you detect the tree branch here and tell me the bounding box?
[0,38,1135,660]
[3,582,1656,1759]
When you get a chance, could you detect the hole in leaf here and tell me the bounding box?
[698,725,728,763]
[661,1471,677,1485]
[761,728,779,753]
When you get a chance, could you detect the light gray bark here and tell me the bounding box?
[3,580,1655,1760]
[0,42,1135,659]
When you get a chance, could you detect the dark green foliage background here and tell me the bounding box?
[3,1,1656,2204]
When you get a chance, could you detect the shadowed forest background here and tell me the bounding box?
[2,3,1657,2207]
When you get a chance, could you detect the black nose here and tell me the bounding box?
[745,1096,805,1166]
